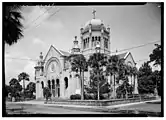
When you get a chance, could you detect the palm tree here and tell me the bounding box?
[118,63,133,99]
[88,53,107,100]
[9,78,22,101]
[106,55,120,99]
[68,54,88,100]
[4,4,23,45]
[18,72,29,100]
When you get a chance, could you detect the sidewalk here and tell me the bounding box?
[7,98,161,110]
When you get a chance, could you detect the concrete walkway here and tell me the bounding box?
[7,98,161,110]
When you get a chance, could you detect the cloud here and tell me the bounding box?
[33,38,47,49]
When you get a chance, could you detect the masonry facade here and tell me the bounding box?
[34,12,139,100]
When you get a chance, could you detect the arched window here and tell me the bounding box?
[41,81,44,89]
[56,79,59,86]
[95,36,98,41]
[92,36,94,47]
[85,38,87,48]
[52,79,55,89]
[64,77,68,89]
[48,80,51,89]
[98,36,101,42]
[87,37,89,48]
[70,74,72,78]
[95,36,98,46]
[83,39,85,49]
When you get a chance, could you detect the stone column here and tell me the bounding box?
[36,80,40,100]
[60,77,64,98]
[134,75,139,94]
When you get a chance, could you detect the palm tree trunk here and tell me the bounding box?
[134,75,135,94]
[80,69,84,100]
[97,71,100,100]
[133,75,135,98]
[109,74,112,99]
[23,79,25,101]
[82,70,84,100]
[114,75,115,99]
[125,82,128,99]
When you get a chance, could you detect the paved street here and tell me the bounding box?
[6,102,110,114]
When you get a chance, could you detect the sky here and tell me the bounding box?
[5,3,161,86]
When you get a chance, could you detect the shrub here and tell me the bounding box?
[84,93,96,100]
[100,93,109,100]
[43,87,52,101]
[70,94,81,100]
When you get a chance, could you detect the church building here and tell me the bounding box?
[34,10,138,100]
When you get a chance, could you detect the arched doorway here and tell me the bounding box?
[41,81,44,89]
[64,77,68,89]
[52,79,55,97]
[56,79,60,97]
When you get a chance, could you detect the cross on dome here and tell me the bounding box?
[92,9,96,19]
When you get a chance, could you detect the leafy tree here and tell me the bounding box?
[88,53,107,100]
[138,62,155,94]
[149,44,161,67]
[18,72,29,100]
[9,78,22,99]
[26,82,36,98]
[68,54,88,100]
[117,63,133,99]
[5,85,11,97]
[43,87,52,102]
[151,70,161,96]
[4,4,24,45]
[26,82,36,93]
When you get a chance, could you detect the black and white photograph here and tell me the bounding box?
[3,2,163,117]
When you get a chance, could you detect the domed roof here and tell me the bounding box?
[84,18,103,29]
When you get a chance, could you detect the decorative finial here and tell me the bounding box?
[92,9,96,19]
[75,36,77,40]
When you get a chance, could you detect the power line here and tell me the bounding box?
[28,7,53,27]
[5,57,37,61]
[34,8,60,29]
[5,57,149,64]
[135,58,149,63]
[111,40,160,53]
[24,6,60,32]
[5,40,159,63]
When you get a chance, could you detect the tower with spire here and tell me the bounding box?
[80,9,111,58]
[71,36,81,54]
[34,52,45,99]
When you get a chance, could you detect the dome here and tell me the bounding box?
[84,18,104,30]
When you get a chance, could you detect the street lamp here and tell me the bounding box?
[95,41,100,100]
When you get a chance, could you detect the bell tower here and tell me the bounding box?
[80,9,111,58]
[34,52,45,99]
[71,36,81,55]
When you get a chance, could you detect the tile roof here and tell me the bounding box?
[116,52,128,59]
[59,50,70,56]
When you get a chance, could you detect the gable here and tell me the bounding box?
[124,52,136,67]
[117,52,128,59]
[44,45,63,63]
